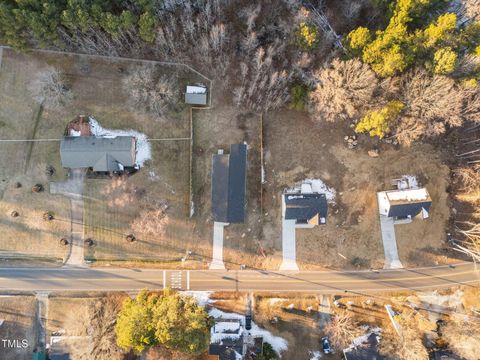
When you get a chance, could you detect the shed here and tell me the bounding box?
[211,144,247,223]
[60,136,136,172]
[185,85,208,105]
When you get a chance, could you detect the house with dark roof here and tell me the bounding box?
[343,332,384,360]
[282,179,329,227]
[211,144,247,224]
[60,136,136,173]
[377,176,432,221]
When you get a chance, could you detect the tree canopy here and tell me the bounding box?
[346,0,480,77]
[0,0,160,49]
[115,289,212,355]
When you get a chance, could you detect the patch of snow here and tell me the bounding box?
[309,350,322,360]
[287,179,336,203]
[418,289,464,311]
[268,298,288,305]
[234,350,243,360]
[286,303,294,310]
[397,175,419,190]
[209,307,288,354]
[386,188,429,202]
[261,164,266,184]
[214,321,241,333]
[69,129,81,136]
[345,327,381,352]
[181,291,212,306]
[88,116,152,167]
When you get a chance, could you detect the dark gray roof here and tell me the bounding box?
[284,193,328,223]
[212,144,247,223]
[387,201,431,218]
[344,333,384,360]
[60,136,136,172]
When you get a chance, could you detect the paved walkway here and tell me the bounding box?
[379,215,403,269]
[279,219,299,271]
[50,169,85,266]
[210,222,227,270]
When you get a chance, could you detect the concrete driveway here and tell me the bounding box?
[379,215,403,269]
[279,219,299,271]
[210,222,227,270]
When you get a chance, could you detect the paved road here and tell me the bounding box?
[0,263,478,293]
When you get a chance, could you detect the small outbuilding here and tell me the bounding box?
[185,84,208,105]
[211,144,247,224]
[60,136,136,173]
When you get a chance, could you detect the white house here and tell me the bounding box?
[377,176,432,221]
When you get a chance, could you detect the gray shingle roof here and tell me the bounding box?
[60,136,136,172]
[211,144,247,223]
[387,201,432,218]
[284,193,328,223]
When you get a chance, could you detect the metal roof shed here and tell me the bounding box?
[185,85,208,105]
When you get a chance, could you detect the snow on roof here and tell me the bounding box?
[386,188,429,202]
[209,308,288,354]
[286,178,336,203]
[214,320,241,334]
[186,85,207,94]
[89,116,151,168]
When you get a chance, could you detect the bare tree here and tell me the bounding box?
[395,68,464,146]
[131,205,169,239]
[28,67,73,110]
[463,86,480,124]
[324,312,364,350]
[309,59,378,122]
[379,324,428,360]
[123,65,177,118]
[442,314,480,360]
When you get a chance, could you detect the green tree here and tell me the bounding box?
[423,13,456,48]
[152,289,212,355]
[296,22,319,50]
[355,100,405,138]
[289,84,309,111]
[115,290,159,354]
[258,342,279,360]
[433,47,457,74]
[115,289,212,355]
[139,11,157,43]
[346,27,371,56]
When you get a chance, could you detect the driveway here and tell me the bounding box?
[210,222,227,270]
[379,215,403,269]
[50,168,85,266]
[279,219,299,271]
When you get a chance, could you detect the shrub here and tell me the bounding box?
[355,100,404,138]
[433,47,457,75]
[289,85,309,111]
[296,22,319,50]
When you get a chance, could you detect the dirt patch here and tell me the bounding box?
[263,109,451,269]
[191,106,263,267]
[0,295,37,360]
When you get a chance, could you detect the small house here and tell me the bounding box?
[208,318,244,360]
[377,176,432,220]
[60,136,136,173]
[211,144,247,224]
[185,84,208,105]
[283,179,328,227]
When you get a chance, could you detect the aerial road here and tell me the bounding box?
[0,262,478,294]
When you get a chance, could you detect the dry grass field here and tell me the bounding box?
[0,295,37,360]
[191,106,263,265]
[0,48,200,264]
[84,140,193,262]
